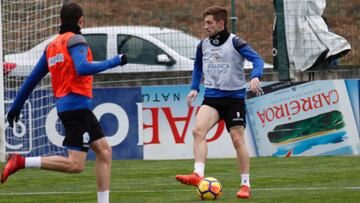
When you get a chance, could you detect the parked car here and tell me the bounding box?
[4,26,272,76]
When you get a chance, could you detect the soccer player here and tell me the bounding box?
[175,6,264,199]
[1,3,127,203]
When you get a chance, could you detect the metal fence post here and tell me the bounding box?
[230,0,237,34]
[273,0,291,81]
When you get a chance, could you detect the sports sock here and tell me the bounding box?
[241,174,250,187]
[25,157,41,168]
[194,162,205,177]
[97,190,109,203]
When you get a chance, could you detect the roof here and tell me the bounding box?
[81,26,180,35]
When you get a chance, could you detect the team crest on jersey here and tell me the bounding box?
[207,52,222,62]
[48,54,64,67]
[204,51,231,71]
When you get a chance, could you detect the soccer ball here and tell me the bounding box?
[196,177,223,200]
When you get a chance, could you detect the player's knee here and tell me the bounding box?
[192,127,205,140]
[232,137,245,149]
[98,146,112,163]
[72,165,85,173]
[68,161,85,173]
[104,147,112,160]
[232,139,241,149]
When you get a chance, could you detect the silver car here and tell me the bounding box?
[5,26,271,76]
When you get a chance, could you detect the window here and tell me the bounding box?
[117,35,167,65]
[151,32,198,59]
[83,34,107,61]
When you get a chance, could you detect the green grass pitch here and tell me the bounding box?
[0,156,359,202]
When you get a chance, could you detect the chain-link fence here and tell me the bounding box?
[0,0,358,158]
[65,0,359,67]
[72,0,274,67]
[1,0,359,80]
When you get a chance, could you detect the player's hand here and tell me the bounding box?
[187,90,198,108]
[7,109,20,128]
[249,77,261,94]
[119,53,127,66]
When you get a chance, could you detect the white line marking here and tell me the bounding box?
[1,187,360,196]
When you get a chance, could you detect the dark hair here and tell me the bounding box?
[203,6,228,26]
[60,3,83,25]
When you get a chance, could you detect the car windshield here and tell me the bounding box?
[150,32,199,59]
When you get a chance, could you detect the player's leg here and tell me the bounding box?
[193,105,219,168]
[230,126,249,176]
[80,109,112,203]
[224,98,251,198]
[229,126,251,198]
[90,137,112,192]
[40,109,96,173]
[176,104,219,186]
[1,150,87,183]
[41,150,87,172]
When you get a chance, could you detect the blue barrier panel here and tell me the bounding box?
[4,87,143,160]
[89,87,143,160]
